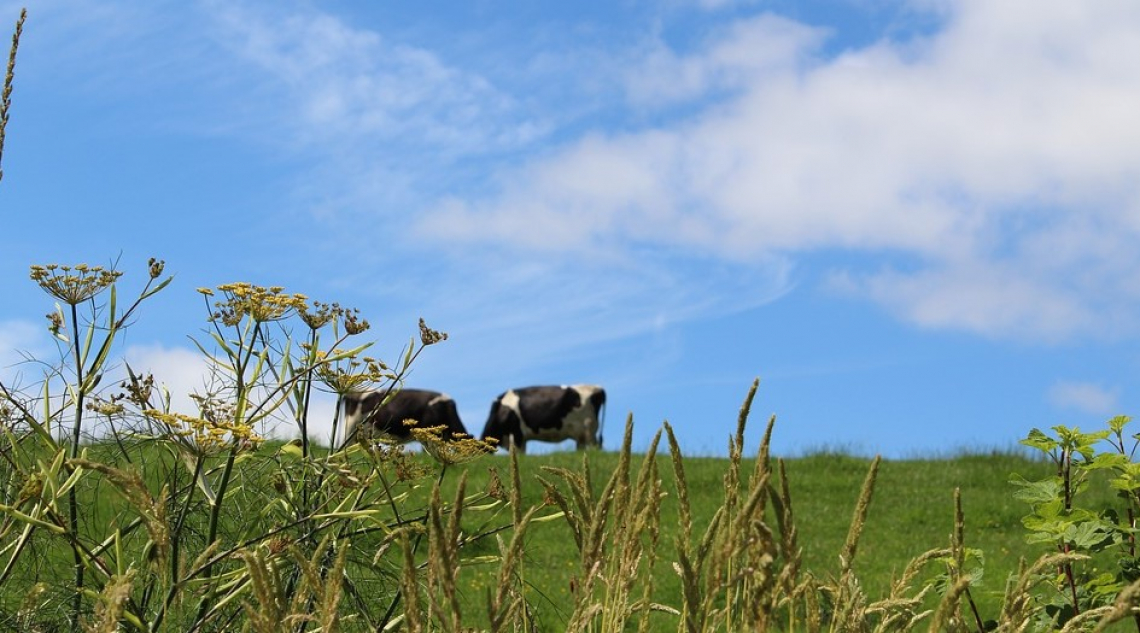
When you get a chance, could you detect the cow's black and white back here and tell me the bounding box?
[342,389,468,447]
[481,384,606,453]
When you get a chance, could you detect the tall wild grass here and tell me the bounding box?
[7,11,1140,631]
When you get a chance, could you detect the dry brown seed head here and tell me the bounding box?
[418,317,448,346]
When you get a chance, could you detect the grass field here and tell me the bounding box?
[0,258,1134,631]
[3,411,1137,631]
[430,441,1069,629]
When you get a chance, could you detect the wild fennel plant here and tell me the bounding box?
[0,259,503,631]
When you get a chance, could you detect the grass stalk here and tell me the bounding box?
[0,8,25,184]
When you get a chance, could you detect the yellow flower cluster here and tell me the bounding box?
[30,263,122,305]
[86,399,125,416]
[198,282,308,326]
[145,408,261,454]
[313,349,393,396]
[408,424,494,466]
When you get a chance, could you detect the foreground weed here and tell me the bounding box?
[1011,418,1140,631]
[5,264,1140,631]
[0,257,506,631]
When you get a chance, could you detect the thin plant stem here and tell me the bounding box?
[67,301,86,627]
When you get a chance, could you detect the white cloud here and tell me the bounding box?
[359,248,792,387]
[1049,381,1119,416]
[0,319,49,387]
[121,344,213,416]
[623,14,825,105]
[415,1,1140,341]
[205,2,537,157]
[121,343,340,443]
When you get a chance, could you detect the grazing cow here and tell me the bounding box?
[481,385,606,453]
[341,389,469,447]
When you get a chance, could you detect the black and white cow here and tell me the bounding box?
[480,385,606,453]
[341,389,469,447]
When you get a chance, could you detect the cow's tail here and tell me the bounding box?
[594,388,607,448]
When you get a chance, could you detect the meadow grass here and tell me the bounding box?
[7,422,1127,632]
[416,442,1067,630]
[3,332,1139,633]
[10,10,1140,629]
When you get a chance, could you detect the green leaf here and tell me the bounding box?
[1087,453,1128,470]
[1010,475,1063,505]
[277,442,304,458]
[0,503,66,534]
[532,510,567,523]
[1065,521,1112,550]
[1109,415,1132,435]
[1020,428,1058,453]
[403,337,415,371]
[141,274,174,300]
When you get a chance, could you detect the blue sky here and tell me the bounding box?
[2,0,1140,457]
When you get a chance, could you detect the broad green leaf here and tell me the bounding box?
[1010,475,1062,504]
[1064,521,1112,550]
[1087,452,1128,470]
[1021,428,1058,453]
[1109,415,1132,435]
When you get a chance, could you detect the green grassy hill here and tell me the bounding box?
[443,445,1068,629]
[2,424,1129,631]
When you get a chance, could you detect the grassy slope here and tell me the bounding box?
[444,446,1098,629]
[4,440,1118,630]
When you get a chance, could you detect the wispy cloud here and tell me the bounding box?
[0,319,49,387]
[1049,380,1119,416]
[22,1,1140,348]
[204,2,542,159]
[415,1,1140,341]
[122,343,340,442]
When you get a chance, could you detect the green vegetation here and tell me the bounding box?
[9,11,1140,632]
[1,257,1137,632]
